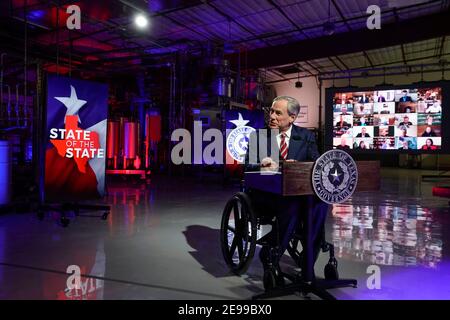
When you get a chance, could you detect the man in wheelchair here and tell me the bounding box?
[244,96,328,290]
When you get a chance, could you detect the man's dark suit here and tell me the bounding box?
[359,97,369,103]
[356,133,370,137]
[245,125,326,270]
[245,125,319,169]
[399,96,412,102]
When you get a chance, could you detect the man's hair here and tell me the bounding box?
[273,96,300,117]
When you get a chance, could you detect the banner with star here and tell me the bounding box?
[225,110,264,165]
[44,75,108,201]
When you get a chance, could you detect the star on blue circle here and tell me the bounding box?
[329,168,342,183]
[239,137,249,150]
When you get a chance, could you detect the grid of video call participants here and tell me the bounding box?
[333,88,442,151]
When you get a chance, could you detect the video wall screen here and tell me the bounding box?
[332,88,442,151]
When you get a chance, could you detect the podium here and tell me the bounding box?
[245,160,380,196]
[245,160,380,299]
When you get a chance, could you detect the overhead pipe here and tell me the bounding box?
[263,61,450,83]
[319,67,450,81]
[318,61,447,79]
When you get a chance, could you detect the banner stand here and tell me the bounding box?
[34,73,111,227]
[37,203,110,227]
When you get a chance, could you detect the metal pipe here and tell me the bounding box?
[56,0,59,75]
[319,67,450,81]
[319,61,446,77]
[35,61,44,204]
[15,83,20,126]
[0,53,5,115]
[23,0,28,130]
[318,78,323,152]
[5,84,11,125]
[117,0,146,12]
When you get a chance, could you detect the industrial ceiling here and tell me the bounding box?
[0,0,449,80]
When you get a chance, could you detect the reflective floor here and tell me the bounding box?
[1,168,450,300]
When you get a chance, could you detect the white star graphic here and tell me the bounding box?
[55,85,87,123]
[230,113,249,127]
[331,168,341,182]
[240,139,249,149]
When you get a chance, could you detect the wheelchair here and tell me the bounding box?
[220,184,357,299]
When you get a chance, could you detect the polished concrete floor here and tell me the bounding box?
[1,168,450,300]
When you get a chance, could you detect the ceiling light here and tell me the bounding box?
[135,14,148,28]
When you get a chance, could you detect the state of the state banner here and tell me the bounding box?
[44,75,108,201]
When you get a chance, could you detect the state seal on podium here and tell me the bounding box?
[312,149,358,204]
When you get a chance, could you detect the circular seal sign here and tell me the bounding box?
[226,126,255,162]
[312,149,358,204]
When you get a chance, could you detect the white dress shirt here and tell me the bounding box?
[276,125,293,150]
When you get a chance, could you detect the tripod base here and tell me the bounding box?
[253,274,357,300]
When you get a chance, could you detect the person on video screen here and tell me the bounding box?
[357,116,368,126]
[377,95,386,102]
[400,128,409,137]
[336,138,350,150]
[399,116,413,127]
[336,115,351,129]
[379,127,390,137]
[421,126,437,137]
[357,141,368,149]
[380,104,390,114]
[425,101,442,113]
[398,140,410,150]
[359,95,369,103]
[340,105,351,115]
[421,138,438,150]
[399,90,412,102]
[381,139,391,149]
[356,127,370,137]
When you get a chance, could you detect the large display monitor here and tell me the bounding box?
[325,82,449,153]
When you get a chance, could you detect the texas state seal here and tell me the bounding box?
[312,149,358,204]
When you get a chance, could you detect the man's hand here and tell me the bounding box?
[260,157,278,172]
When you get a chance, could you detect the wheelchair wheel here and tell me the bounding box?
[220,192,257,275]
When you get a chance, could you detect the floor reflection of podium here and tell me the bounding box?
[245,160,380,300]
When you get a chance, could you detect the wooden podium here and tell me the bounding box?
[245,160,380,196]
[245,160,380,300]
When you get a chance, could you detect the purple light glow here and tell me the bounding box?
[27,10,45,20]
[348,262,450,300]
